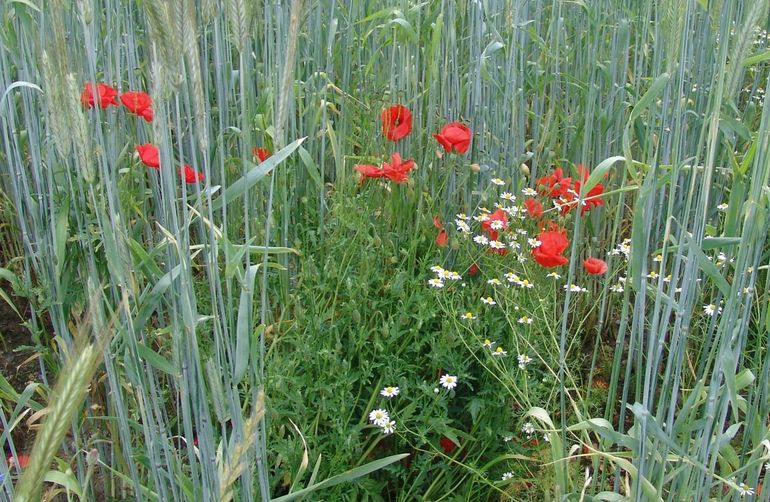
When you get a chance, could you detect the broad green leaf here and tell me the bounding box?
[271,454,409,502]
[234,264,259,384]
[212,137,305,210]
[43,470,82,497]
[136,343,177,376]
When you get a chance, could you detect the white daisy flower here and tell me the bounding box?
[717,203,728,211]
[736,481,755,497]
[503,435,513,442]
[490,220,504,230]
[517,354,532,368]
[518,279,534,289]
[487,278,502,286]
[445,271,462,280]
[505,272,520,283]
[522,187,537,197]
[703,304,720,316]
[439,374,458,390]
[501,472,513,481]
[653,254,663,262]
[610,284,624,293]
[380,386,400,398]
[500,192,516,201]
[528,238,542,248]
[481,296,496,305]
[546,272,561,279]
[369,409,390,426]
[456,220,471,233]
[473,235,489,245]
[564,284,587,293]
[646,271,659,279]
[489,240,506,250]
[460,312,477,320]
[430,265,444,274]
[522,422,535,436]
[482,339,495,349]
[491,177,505,186]
[474,214,490,223]
[492,347,507,357]
[428,278,444,288]
[456,213,469,220]
[517,316,533,325]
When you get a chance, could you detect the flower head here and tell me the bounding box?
[439,374,458,390]
[178,164,204,184]
[136,144,160,169]
[120,91,154,122]
[433,122,472,154]
[461,312,477,320]
[532,225,569,267]
[440,436,457,454]
[381,105,412,141]
[369,408,390,426]
[524,198,543,218]
[583,257,608,275]
[501,472,513,481]
[81,82,118,109]
[354,153,416,184]
[253,147,271,163]
[381,420,396,434]
[481,209,509,241]
[492,346,507,357]
[380,386,400,398]
[517,354,532,369]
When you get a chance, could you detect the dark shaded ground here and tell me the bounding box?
[0,290,38,460]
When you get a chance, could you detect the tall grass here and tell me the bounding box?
[0,0,768,499]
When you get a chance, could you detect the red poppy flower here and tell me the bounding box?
[524,198,543,218]
[433,216,448,247]
[481,208,508,241]
[178,164,204,184]
[253,147,271,163]
[7,454,30,469]
[583,257,608,275]
[381,105,413,142]
[136,144,160,169]
[439,436,457,454]
[80,82,118,109]
[536,167,573,199]
[532,226,569,267]
[433,122,472,154]
[468,263,479,276]
[354,153,416,184]
[120,91,154,122]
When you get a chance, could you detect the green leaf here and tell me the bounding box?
[687,233,731,296]
[298,146,323,190]
[234,264,259,384]
[271,454,409,502]
[580,155,625,199]
[744,49,770,66]
[212,137,305,210]
[43,469,82,497]
[136,343,177,376]
[629,73,670,123]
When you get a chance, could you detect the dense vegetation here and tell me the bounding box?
[1,0,770,500]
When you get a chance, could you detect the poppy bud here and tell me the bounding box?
[470,163,480,173]
[520,163,530,176]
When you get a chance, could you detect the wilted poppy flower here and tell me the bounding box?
[440,436,457,454]
[532,225,569,267]
[120,91,154,122]
[481,208,508,241]
[354,153,416,184]
[433,122,472,154]
[80,82,118,109]
[583,257,608,275]
[433,215,448,248]
[178,164,204,184]
[524,198,543,218]
[253,147,271,163]
[381,105,413,141]
[136,144,160,169]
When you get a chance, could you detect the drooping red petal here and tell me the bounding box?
[120,91,154,122]
[436,229,448,248]
[136,144,160,169]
